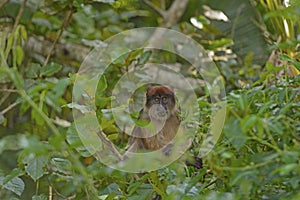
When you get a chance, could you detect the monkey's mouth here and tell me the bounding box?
[149,104,169,121]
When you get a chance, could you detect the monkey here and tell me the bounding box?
[125,85,180,155]
[123,85,202,170]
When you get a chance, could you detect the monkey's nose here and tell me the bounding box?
[156,106,167,116]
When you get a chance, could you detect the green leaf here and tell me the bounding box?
[107,133,119,140]
[279,54,300,70]
[267,119,284,135]
[281,151,299,164]
[238,94,247,111]
[19,25,28,41]
[265,62,284,72]
[26,63,41,78]
[0,112,4,124]
[40,62,62,77]
[52,78,70,97]
[73,0,84,8]
[5,34,14,57]
[129,48,143,62]
[0,176,25,196]
[100,183,122,196]
[31,108,45,125]
[95,96,112,108]
[137,50,152,65]
[24,154,48,181]
[206,38,234,50]
[111,47,130,65]
[97,75,107,93]
[127,174,150,196]
[45,92,62,112]
[224,117,248,150]
[132,118,150,127]
[13,45,24,66]
[231,170,255,186]
[32,194,48,200]
[273,163,298,176]
[51,157,72,173]
[10,67,24,88]
[2,168,25,185]
[240,115,257,133]
[66,124,92,157]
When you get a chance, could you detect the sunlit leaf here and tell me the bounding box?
[0,176,25,196]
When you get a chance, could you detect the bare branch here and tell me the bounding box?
[44,10,74,66]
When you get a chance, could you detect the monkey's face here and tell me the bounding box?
[146,86,176,121]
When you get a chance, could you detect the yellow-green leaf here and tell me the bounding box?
[13,45,24,66]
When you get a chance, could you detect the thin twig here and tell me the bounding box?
[204,179,217,188]
[43,9,74,66]
[1,101,20,115]
[13,0,27,31]
[0,88,18,92]
[0,0,9,10]
[143,0,166,18]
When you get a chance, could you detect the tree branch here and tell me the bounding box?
[44,10,74,66]
[162,0,189,28]
[143,0,189,28]
[0,0,9,10]
[143,0,166,18]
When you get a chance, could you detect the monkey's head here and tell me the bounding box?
[145,85,176,121]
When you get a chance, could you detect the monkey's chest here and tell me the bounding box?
[141,126,178,150]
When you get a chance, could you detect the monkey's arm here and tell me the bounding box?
[123,126,146,159]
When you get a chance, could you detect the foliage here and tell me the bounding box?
[0,0,299,200]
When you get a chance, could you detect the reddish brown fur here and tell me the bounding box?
[146,85,174,97]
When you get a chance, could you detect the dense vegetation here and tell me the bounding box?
[0,0,299,199]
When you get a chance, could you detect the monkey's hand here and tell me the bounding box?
[162,143,173,156]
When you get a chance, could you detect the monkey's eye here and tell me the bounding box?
[154,97,160,103]
[162,97,168,103]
